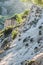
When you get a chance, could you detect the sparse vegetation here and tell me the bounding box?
[15,10,29,23]
[32,0,43,5]
[23,10,29,15]
[0,10,29,37]
[15,14,23,24]
[11,30,18,39]
[3,26,13,37]
[21,0,43,6]
[22,10,29,19]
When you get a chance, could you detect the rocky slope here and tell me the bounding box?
[0,5,43,65]
[23,53,43,65]
[0,0,27,30]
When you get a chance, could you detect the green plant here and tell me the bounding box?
[15,10,29,23]
[12,30,18,39]
[3,26,13,37]
[24,10,29,15]
[22,10,29,19]
[15,14,23,23]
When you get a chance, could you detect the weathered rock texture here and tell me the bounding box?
[0,5,43,65]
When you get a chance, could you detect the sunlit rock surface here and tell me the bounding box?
[0,5,43,65]
[22,53,43,65]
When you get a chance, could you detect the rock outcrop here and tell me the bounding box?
[23,53,43,65]
[0,5,43,65]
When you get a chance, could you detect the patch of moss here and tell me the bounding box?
[15,14,23,24]
[14,10,29,23]
[23,10,29,16]
[11,30,18,39]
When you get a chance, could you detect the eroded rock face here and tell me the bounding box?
[0,5,43,65]
[23,53,43,65]
[31,53,43,65]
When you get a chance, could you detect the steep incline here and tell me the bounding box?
[0,5,43,65]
